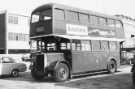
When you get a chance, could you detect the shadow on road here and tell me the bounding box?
[56,73,134,89]
[0,71,121,83]
[0,72,56,83]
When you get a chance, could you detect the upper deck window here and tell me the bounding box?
[116,20,122,28]
[98,17,107,26]
[66,11,79,22]
[31,9,52,23]
[89,15,98,25]
[107,19,115,28]
[79,13,89,24]
[54,9,65,20]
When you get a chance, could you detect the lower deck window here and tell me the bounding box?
[47,43,56,51]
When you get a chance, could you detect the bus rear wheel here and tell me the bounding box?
[54,63,69,82]
[107,60,117,73]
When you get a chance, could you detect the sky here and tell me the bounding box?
[0,0,135,18]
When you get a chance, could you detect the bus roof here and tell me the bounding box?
[30,34,125,42]
[32,3,121,20]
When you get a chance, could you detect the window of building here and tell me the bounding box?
[79,13,89,24]
[66,11,79,22]
[8,15,18,24]
[8,32,13,40]
[91,40,101,51]
[54,9,65,20]
[8,32,29,41]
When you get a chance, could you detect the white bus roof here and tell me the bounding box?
[30,34,125,42]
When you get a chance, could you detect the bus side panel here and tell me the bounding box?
[71,42,120,74]
[92,51,108,70]
[98,42,120,69]
[109,42,120,66]
[71,51,98,73]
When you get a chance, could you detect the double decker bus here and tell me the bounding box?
[30,3,125,81]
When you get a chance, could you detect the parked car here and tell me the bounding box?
[0,56,27,77]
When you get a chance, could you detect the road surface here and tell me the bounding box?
[0,65,134,89]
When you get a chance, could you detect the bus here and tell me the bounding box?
[29,3,125,81]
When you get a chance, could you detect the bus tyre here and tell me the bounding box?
[31,69,44,80]
[54,63,69,82]
[11,70,19,77]
[107,60,117,73]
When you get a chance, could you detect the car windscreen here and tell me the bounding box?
[2,57,15,63]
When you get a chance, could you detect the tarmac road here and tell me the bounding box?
[0,65,134,89]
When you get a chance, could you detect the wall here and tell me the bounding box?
[6,12,30,53]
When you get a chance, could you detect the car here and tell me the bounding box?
[0,56,27,77]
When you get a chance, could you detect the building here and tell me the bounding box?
[116,15,135,64]
[0,11,30,54]
[116,15,135,49]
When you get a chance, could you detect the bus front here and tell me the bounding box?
[29,6,71,81]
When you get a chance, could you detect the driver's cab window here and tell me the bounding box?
[37,40,45,51]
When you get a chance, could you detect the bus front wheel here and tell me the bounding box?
[107,60,117,73]
[54,63,69,82]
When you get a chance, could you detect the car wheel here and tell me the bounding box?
[54,63,69,82]
[107,60,117,73]
[11,70,19,77]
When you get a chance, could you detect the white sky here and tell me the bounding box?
[0,0,135,18]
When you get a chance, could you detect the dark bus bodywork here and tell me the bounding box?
[30,3,125,81]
